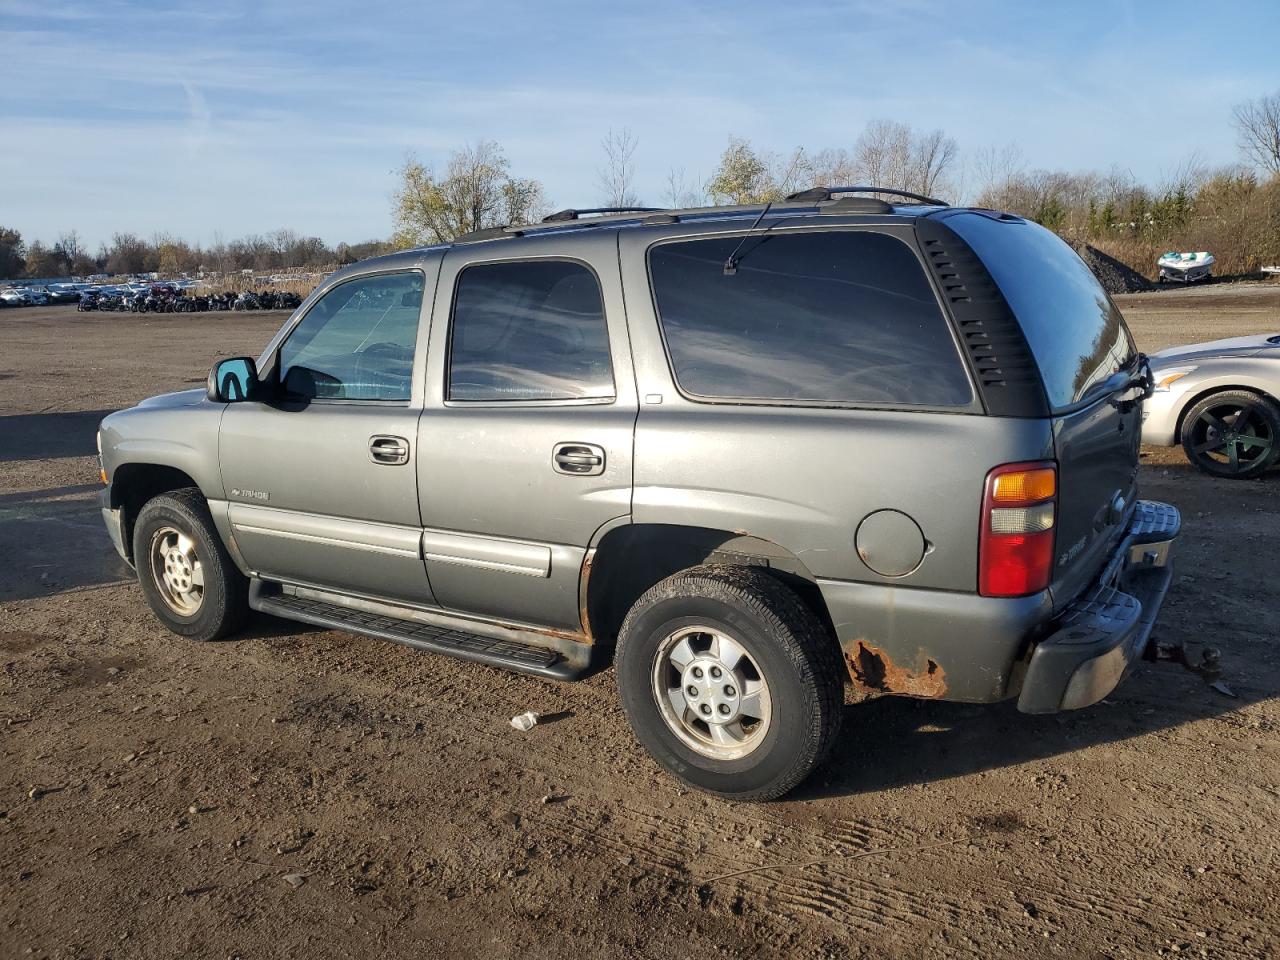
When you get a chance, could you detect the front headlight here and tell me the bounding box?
[1152,366,1197,391]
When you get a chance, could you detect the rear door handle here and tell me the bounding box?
[553,442,605,476]
[369,435,410,465]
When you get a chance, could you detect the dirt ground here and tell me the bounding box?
[2,286,1278,960]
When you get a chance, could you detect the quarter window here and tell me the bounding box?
[945,213,1136,410]
[649,230,973,407]
[279,271,423,401]
[448,260,614,402]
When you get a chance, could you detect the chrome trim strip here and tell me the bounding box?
[422,551,548,578]
[420,529,553,578]
[232,522,421,559]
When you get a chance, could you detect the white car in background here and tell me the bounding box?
[1142,333,1280,478]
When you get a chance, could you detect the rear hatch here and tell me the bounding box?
[947,213,1144,608]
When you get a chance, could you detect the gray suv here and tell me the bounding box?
[97,187,1180,800]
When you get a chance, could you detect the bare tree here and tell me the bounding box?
[911,128,958,197]
[854,120,914,189]
[767,147,814,198]
[56,230,82,265]
[805,147,857,188]
[1161,152,1211,197]
[597,128,640,207]
[854,120,958,197]
[663,167,705,209]
[1231,91,1280,174]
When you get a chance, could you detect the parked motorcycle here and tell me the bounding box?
[234,291,261,311]
[77,290,100,312]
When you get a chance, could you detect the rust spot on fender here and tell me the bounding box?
[846,641,947,698]
[577,549,596,645]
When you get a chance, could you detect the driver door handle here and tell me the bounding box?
[369,435,410,465]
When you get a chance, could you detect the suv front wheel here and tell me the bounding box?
[615,565,845,801]
[132,488,249,641]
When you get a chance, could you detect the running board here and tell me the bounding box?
[251,587,584,680]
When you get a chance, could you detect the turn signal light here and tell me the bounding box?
[990,466,1056,504]
[979,461,1057,598]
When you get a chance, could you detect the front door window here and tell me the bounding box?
[280,271,424,401]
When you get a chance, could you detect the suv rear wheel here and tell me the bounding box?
[133,488,249,641]
[615,565,844,801]
[1181,389,1280,479]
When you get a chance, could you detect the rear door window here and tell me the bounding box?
[946,213,1135,410]
[448,260,614,402]
[648,230,972,407]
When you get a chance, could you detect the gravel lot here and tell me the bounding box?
[2,286,1278,959]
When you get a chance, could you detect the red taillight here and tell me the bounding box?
[979,461,1056,597]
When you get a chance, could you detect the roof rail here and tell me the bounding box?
[786,185,948,206]
[542,206,666,223]
[454,225,523,243]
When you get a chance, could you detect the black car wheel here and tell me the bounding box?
[1181,389,1280,478]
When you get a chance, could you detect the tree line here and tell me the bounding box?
[0,227,393,282]
[6,89,1278,282]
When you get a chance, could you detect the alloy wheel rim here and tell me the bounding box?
[652,625,772,761]
[1189,403,1274,473]
[149,525,205,616]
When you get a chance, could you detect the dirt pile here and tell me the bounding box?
[1070,241,1155,294]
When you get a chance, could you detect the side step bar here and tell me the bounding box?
[251,586,584,681]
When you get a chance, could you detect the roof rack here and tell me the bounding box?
[542,206,666,223]
[786,185,948,206]
[454,225,524,243]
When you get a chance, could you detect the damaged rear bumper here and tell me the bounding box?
[1016,500,1180,714]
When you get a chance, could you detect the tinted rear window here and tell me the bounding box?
[648,230,972,407]
[947,213,1135,410]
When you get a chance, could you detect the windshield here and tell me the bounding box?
[947,213,1135,411]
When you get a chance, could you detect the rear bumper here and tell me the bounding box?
[1016,500,1180,713]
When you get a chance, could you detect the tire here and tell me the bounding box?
[1180,389,1280,479]
[614,564,845,801]
[132,488,249,641]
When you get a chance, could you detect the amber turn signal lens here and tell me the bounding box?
[100,468,108,485]
[990,467,1056,504]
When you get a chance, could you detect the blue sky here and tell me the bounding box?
[2,0,1277,250]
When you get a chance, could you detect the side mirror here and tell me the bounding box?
[207,357,260,403]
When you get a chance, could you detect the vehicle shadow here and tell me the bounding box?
[0,410,114,462]
[791,670,1271,801]
[0,483,132,602]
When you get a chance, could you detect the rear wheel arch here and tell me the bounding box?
[582,523,839,655]
[109,463,204,563]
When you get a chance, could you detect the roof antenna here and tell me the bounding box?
[723,202,773,276]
